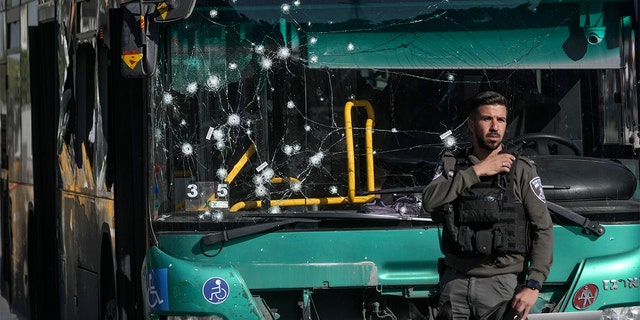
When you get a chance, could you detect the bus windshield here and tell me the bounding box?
[148,0,638,222]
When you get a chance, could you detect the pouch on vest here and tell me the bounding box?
[475,230,493,255]
[493,228,506,254]
[456,196,502,223]
[458,226,475,253]
[494,218,529,255]
[441,205,460,250]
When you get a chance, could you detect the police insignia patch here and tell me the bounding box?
[529,176,546,203]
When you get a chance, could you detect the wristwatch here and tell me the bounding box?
[525,279,542,291]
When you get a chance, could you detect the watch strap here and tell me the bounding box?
[525,279,542,290]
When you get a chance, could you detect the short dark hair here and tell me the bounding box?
[469,91,508,118]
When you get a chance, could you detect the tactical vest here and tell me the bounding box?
[439,151,529,257]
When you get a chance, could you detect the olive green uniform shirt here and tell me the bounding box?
[422,152,554,284]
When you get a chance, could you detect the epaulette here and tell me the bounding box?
[442,150,455,168]
[517,154,536,167]
[442,149,470,178]
[442,151,457,178]
[502,147,535,168]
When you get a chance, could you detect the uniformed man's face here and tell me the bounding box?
[469,104,507,151]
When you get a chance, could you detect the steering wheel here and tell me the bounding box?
[510,133,582,156]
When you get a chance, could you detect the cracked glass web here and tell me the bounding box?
[147,0,638,222]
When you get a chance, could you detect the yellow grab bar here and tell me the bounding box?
[228,100,377,212]
[224,144,256,184]
[344,100,376,202]
[230,196,351,211]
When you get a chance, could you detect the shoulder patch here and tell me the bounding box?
[529,176,546,203]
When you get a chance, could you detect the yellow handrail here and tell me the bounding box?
[229,196,351,211]
[224,144,256,184]
[227,100,377,211]
[344,100,376,202]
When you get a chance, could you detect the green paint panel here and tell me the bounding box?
[547,224,640,284]
[144,223,640,317]
[156,227,443,289]
[143,246,264,319]
[563,247,640,311]
[308,28,621,69]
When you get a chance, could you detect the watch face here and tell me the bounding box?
[527,280,541,290]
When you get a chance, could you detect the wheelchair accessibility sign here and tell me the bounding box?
[203,277,230,304]
[146,269,169,311]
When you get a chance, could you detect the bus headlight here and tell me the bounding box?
[601,306,640,320]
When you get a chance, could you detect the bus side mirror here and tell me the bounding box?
[154,0,196,23]
[121,2,159,78]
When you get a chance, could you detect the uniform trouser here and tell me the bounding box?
[439,268,518,320]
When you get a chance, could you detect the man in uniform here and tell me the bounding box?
[422,91,554,319]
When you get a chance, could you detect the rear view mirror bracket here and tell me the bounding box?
[154,0,196,23]
[120,1,159,78]
[120,0,196,78]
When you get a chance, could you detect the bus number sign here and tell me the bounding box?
[185,182,229,211]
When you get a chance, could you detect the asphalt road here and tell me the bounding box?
[0,261,17,319]
[1,294,18,320]
[0,218,17,319]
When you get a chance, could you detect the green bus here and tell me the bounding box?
[1,0,639,319]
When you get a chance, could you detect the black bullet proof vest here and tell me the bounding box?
[440,153,529,257]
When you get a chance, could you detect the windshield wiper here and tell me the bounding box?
[201,218,318,246]
[363,186,425,195]
[547,201,605,236]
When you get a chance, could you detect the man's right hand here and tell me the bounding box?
[473,153,516,177]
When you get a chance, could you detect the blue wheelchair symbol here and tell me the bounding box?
[202,277,230,304]
[146,269,169,311]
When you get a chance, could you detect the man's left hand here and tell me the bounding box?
[511,287,539,319]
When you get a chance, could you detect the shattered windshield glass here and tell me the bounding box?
[148,0,637,222]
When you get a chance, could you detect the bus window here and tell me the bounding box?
[148,0,639,218]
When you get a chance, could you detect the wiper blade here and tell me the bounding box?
[363,186,425,195]
[547,201,605,236]
[201,218,317,246]
[242,211,432,221]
